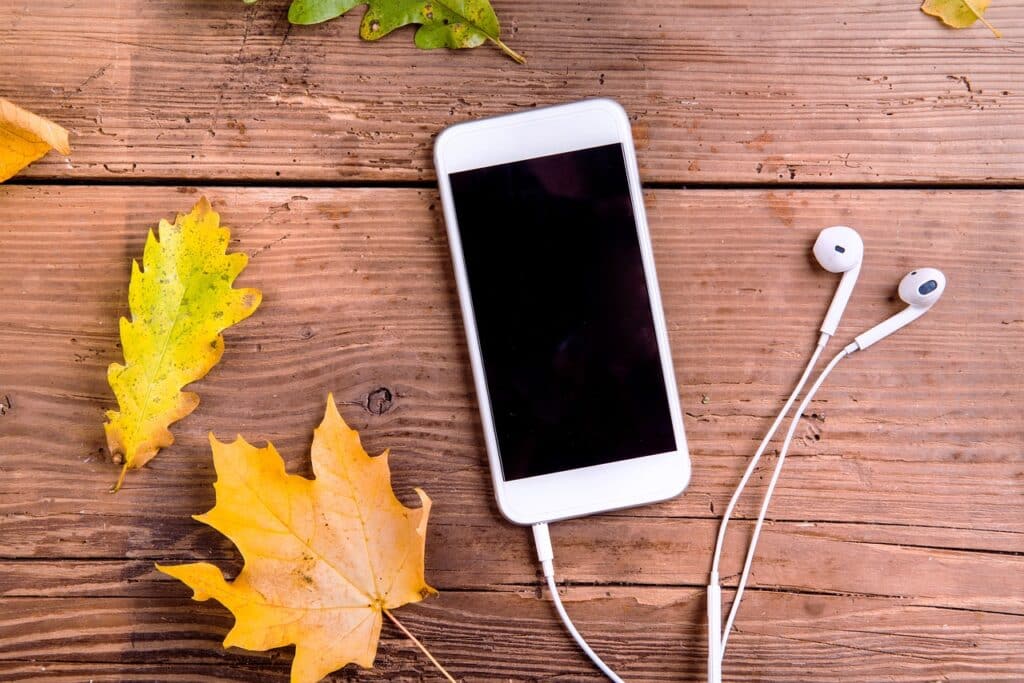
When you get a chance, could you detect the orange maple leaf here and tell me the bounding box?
[158,395,446,682]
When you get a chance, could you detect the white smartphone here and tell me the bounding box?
[435,99,690,525]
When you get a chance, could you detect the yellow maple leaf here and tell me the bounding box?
[158,395,441,683]
[105,197,261,491]
[921,0,1001,37]
[0,98,71,182]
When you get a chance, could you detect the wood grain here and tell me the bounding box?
[2,1,1023,184]
[1,590,1023,682]
[3,513,1023,610]
[1,186,1021,680]
[5,0,1022,678]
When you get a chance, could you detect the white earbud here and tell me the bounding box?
[813,226,864,336]
[851,268,946,351]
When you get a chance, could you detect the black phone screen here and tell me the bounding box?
[449,143,677,481]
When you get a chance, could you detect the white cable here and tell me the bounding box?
[720,344,855,651]
[533,523,625,683]
[707,333,829,681]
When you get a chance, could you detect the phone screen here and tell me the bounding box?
[449,143,677,481]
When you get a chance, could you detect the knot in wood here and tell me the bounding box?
[366,387,394,416]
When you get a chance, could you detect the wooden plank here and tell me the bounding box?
[1,1,1023,184]
[1,590,1023,681]
[1,186,1022,679]
[0,663,289,683]
[3,514,1023,611]
[1,186,1020,525]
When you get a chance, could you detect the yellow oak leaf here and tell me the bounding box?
[157,395,437,683]
[921,0,1001,37]
[104,197,261,491]
[0,98,71,182]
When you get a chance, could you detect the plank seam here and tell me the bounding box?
[6,178,1024,191]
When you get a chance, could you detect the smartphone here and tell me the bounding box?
[435,98,690,525]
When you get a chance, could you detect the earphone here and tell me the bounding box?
[708,225,863,683]
[707,229,946,683]
[853,268,946,350]
[813,225,864,336]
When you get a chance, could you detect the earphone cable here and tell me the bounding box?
[709,333,829,581]
[533,522,626,683]
[707,332,829,683]
[708,336,828,621]
[720,344,855,650]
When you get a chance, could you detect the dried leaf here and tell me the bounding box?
[287,0,525,63]
[104,197,261,491]
[158,395,435,683]
[921,0,1001,37]
[0,98,70,182]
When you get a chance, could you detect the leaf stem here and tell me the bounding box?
[488,36,526,64]
[111,461,129,493]
[383,608,456,682]
[961,0,1001,37]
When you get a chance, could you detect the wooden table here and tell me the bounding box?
[2,1,1023,680]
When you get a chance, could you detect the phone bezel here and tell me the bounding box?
[435,98,690,525]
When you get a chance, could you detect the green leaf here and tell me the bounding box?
[287,0,525,63]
